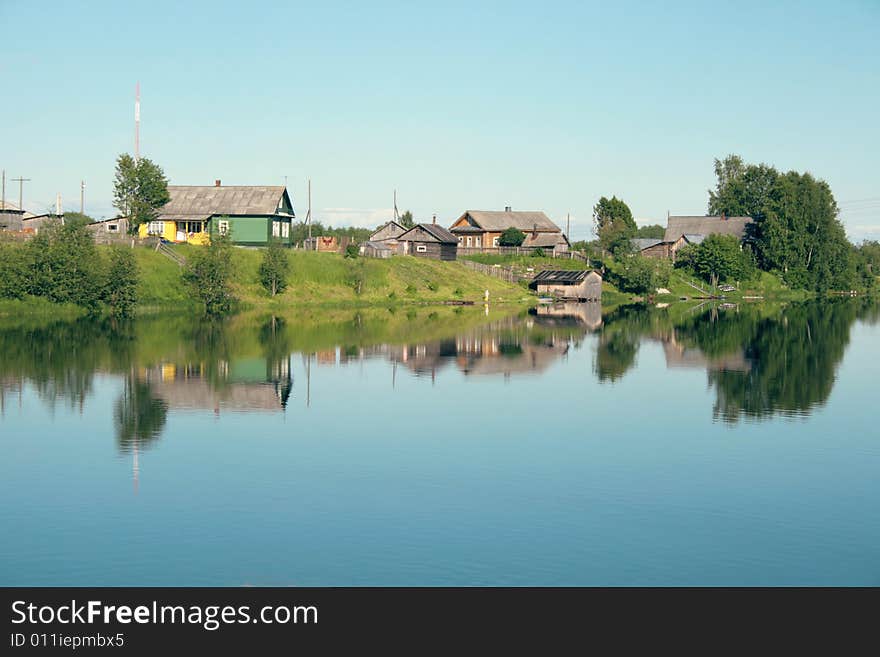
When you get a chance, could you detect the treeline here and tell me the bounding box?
[578,156,878,294]
[0,221,138,316]
[289,221,372,245]
[708,155,874,292]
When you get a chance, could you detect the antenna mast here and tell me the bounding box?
[393,189,399,222]
[135,82,141,163]
[307,179,312,243]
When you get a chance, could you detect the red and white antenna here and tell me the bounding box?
[134,82,141,163]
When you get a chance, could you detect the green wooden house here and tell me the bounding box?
[145,181,296,246]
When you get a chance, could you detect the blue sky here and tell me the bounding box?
[1,0,878,240]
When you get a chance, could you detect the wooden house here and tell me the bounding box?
[397,223,458,260]
[529,270,602,301]
[664,215,753,243]
[370,220,406,244]
[449,208,563,250]
[138,180,295,246]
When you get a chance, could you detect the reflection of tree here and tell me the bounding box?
[114,377,168,452]
[594,305,648,382]
[707,300,859,423]
[258,316,292,409]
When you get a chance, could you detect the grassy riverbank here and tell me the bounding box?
[136,245,532,310]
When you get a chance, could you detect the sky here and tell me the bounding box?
[1,0,878,241]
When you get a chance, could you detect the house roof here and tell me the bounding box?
[682,233,706,245]
[158,186,291,222]
[369,220,406,240]
[521,232,569,248]
[664,215,752,242]
[452,210,560,233]
[631,237,663,251]
[399,223,458,244]
[531,269,596,285]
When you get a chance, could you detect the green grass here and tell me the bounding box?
[136,245,532,310]
[462,253,590,271]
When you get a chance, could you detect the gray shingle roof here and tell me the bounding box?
[159,186,289,221]
[664,215,752,242]
[521,232,568,248]
[531,270,591,285]
[631,237,663,251]
[452,210,560,232]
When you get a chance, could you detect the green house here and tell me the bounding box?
[149,182,296,246]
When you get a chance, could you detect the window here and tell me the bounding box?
[218,220,229,235]
[466,236,472,247]
[272,221,281,238]
[148,221,164,236]
[281,222,289,238]
[416,244,427,253]
[107,224,118,232]
[475,236,481,247]
[493,236,499,247]
[458,236,463,244]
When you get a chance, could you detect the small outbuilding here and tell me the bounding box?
[398,223,458,261]
[529,270,602,301]
[360,240,394,258]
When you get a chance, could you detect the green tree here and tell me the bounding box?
[258,240,290,296]
[498,227,526,246]
[706,154,861,291]
[0,239,29,299]
[183,232,235,315]
[104,246,139,317]
[593,196,637,255]
[112,154,171,234]
[690,234,752,287]
[399,210,415,229]
[27,220,105,310]
[635,224,665,239]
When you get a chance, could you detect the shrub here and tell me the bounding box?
[345,243,360,258]
[499,228,526,247]
[258,240,290,296]
[183,233,235,315]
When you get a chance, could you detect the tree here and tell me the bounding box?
[635,224,665,239]
[112,154,170,234]
[105,246,139,317]
[689,234,752,287]
[498,227,526,246]
[258,240,290,296]
[183,232,235,315]
[706,154,863,291]
[399,210,415,229]
[593,196,636,255]
[27,220,105,310]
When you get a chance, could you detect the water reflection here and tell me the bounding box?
[0,299,875,436]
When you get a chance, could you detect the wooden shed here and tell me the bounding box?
[529,270,602,301]
[398,223,458,261]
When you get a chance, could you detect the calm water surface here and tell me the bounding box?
[1,300,878,585]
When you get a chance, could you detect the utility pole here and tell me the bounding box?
[11,176,30,213]
[80,180,85,214]
[2,170,5,210]
[393,189,399,222]
[566,212,570,240]
[135,82,140,163]
[307,178,312,243]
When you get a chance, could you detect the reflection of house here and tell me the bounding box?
[449,208,563,250]
[456,335,569,376]
[141,357,291,412]
[530,270,602,301]
[532,301,603,330]
[138,181,295,246]
[662,339,752,373]
[398,223,458,260]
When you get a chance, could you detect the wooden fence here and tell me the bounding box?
[458,259,525,283]
[457,246,589,262]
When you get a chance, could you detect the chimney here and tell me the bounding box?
[432,214,437,225]
[214,179,221,187]
[504,206,512,212]
[532,222,538,238]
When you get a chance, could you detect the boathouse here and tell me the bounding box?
[529,270,602,301]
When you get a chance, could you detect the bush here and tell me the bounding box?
[105,247,139,317]
[183,233,235,315]
[499,228,526,247]
[345,243,360,258]
[258,240,290,296]
[530,248,545,258]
